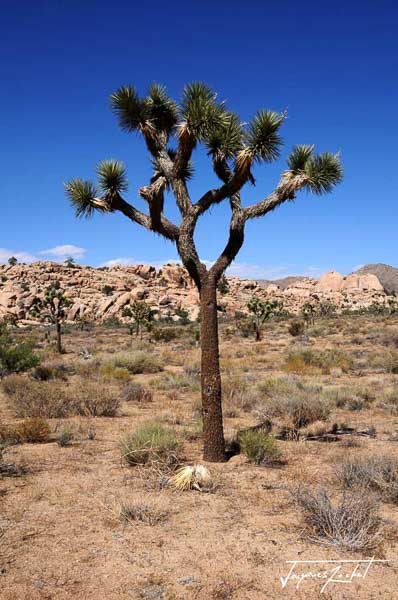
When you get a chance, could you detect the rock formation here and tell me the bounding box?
[0,262,394,325]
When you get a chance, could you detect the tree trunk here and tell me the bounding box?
[200,277,226,462]
[56,321,62,354]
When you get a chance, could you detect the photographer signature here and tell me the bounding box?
[280,557,390,593]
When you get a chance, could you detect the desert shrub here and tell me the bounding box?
[56,424,74,447]
[15,417,51,443]
[3,376,120,418]
[72,382,120,417]
[119,501,167,525]
[120,421,180,467]
[257,378,330,429]
[32,362,69,381]
[284,348,353,374]
[288,320,305,337]
[150,372,200,393]
[222,376,259,415]
[99,363,131,382]
[328,386,376,411]
[369,349,398,374]
[377,386,398,413]
[2,376,72,418]
[0,336,39,375]
[122,382,153,402]
[182,417,203,441]
[339,456,398,504]
[152,326,180,342]
[238,429,280,465]
[235,318,254,338]
[105,351,163,374]
[183,360,201,380]
[296,487,382,551]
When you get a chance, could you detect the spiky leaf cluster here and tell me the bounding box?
[96,160,128,194]
[205,111,242,160]
[244,110,284,163]
[287,145,315,173]
[65,179,98,218]
[287,146,343,195]
[304,152,343,195]
[180,82,230,141]
[110,84,178,136]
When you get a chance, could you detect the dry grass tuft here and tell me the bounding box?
[296,487,383,551]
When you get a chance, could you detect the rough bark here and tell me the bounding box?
[199,275,226,462]
[56,321,62,354]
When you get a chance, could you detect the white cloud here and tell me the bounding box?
[226,262,290,280]
[0,248,37,264]
[39,245,86,259]
[99,257,180,269]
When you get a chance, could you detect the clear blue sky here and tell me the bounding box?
[1,0,397,278]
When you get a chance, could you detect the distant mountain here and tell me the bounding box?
[257,275,314,290]
[353,264,398,294]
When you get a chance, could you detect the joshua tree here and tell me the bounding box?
[123,300,153,339]
[8,256,17,266]
[302,301,317,327]
[65,82,342,461]
[247,296,283,341]
[64,256,77,268]
[30,282,71,353]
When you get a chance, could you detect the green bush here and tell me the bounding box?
[2,376,120,418]
[16,417,51,443]
[288,320,305,337]
[99,363,131,382]
[152,326,180,342]
[284,348,353,374]
[106,351,163,374]
[0,335,39,375]
[239,429,280,464]
[120,421,180,466]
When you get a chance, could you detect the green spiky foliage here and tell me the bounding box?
[205,111,242,160]
[110,85,148,132]
[304,152,343,195]
[247,296,283,341]
[30,282,72,353]
[64,179,98,218]
[180,82,230,141]
[96,160,128,194]
[287,146,343,195]
[146,83,179,134]
[244,110,284,163]
[123,301,154,339]
[287,144,315,173]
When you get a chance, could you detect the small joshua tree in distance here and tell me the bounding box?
[30,282,72,353]
[247,296,283,341]
[123,300,153,340]
[66,82,342,461]
[64,257,77,268]
[8,256,18,266]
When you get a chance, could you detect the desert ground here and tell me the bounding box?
[1,313,398,599]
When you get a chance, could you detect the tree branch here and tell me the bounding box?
[209,209,246,281]
[113,195,179,241]
[243,173,307,220]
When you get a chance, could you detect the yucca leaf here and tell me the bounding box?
[180,82,230,141]
[146,83,179,134]
[96,159,128,194]
[65,179,98,218]
[205,111,242,159]
[287,144,315,173]
[244,110,284,163]
[110,85,148,132]
[304,152,343,195]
